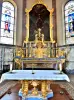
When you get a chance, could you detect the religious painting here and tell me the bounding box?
[29,4,50,41]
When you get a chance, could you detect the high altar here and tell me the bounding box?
[15,4,65,69]
[14,0,67,99]
[15,26,65,69]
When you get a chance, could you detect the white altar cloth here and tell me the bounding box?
[0,70,70,83]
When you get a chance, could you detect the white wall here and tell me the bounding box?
[26,0,52,10]
[56,0,68,46]
[15,0,23,46]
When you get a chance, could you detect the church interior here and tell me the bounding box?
[0,0,74,100]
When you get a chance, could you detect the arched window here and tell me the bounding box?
[65,1,74,44]
[0,1,16,45]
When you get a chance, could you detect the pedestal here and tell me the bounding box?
[19,80,53,99]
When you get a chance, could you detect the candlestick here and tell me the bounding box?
[59,63,62,72]
[10,63,12,72]
[30,42,31,47]
[56,43,57,47]
[23,42,24,47]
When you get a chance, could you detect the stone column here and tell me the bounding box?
[52,0,57,42]
[25,10,29,42]
[22,0,26,44]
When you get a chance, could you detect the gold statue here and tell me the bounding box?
[35,28,44,43]
[35,41,45,58]
[31,81,39,95]
[34,28,46,58]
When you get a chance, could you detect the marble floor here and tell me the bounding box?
[56,74,74,99]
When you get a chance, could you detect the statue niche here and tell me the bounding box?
[29,4,50,41]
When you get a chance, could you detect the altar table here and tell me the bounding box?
[0,70,70,82]
[0,70,70,99]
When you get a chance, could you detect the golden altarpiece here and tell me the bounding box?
[15,0,65,69]
[15,0,65,98]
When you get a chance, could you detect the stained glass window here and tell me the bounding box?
[65,1,74,44]
[0,2,15,44]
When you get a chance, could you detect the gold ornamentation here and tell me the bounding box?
[34,0,48,10]
[57,48,65,57]
[35,0,43,4]
[25,24,29,29]
[15,48,24,58]
[30,81,39,95]
[21,80,53,98]
[35,0,43,3]
[35,43,45,58]
[35,28,44,43]
[49,8,55,43]
[25,9,30,13]
[41,81,47,98]
[33,28,46,58]
[25,9,29,42]
[49,8,54,14]
[22,81,28,96]
[15,48,24,69]
[15,59,21,69]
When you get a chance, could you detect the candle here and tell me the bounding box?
[59,63,62,72]
[30,42,31,47]
[23,42,24,47]
[10,63,12,72]
[56,43,57,47]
